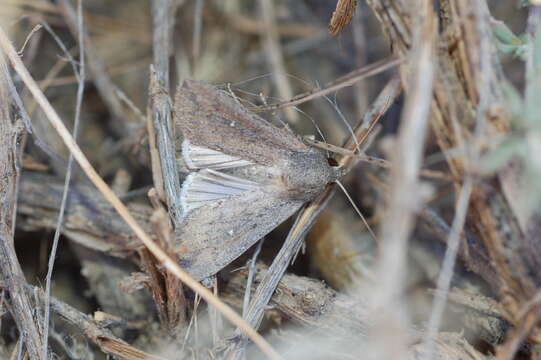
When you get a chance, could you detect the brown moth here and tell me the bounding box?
[174,80,341,280]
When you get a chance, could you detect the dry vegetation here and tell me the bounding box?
[0,0,540,359]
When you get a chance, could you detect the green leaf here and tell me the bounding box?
[493,21,527,58]
[493,21,523,45]
[479,135,526,174]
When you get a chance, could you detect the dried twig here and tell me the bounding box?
[366,2,436,359]
[150,0,184,227]
[224,264,371,338]
[0,43,43,360]
[364,0,527,328]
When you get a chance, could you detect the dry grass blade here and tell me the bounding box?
[0,26,282,360]
[41,2,85,358]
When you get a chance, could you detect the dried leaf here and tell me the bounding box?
[329,0,358,36]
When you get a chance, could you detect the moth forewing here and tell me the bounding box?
[175,188,304,280]
[174,80,307,167]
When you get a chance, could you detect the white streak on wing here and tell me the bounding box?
[180,169,259,214]
[182,140,253,169]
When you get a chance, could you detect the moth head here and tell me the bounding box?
[280,149,340,200]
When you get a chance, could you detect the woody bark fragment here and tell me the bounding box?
[150,0,184,226]
[0,52,43,359]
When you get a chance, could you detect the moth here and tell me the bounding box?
[174,80,341,280]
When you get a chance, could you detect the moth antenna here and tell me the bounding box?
[304,138,451,180]
[335,180,377,242]
[222,82,293,130]
[295,107,329,157]
[230,73,273,87]
[225,87,274,117]
[305,137,385,165]
[227,83,242,106]
[325,94,361,153]
[259,89,290,130]
[304,136,357,157]
[230,76,331,149]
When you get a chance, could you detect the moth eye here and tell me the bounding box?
[327,157,339,167]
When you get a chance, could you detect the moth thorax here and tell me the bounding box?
[282,150,336,200]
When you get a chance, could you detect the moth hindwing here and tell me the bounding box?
[180,168,258,213]
[174,80,339,280]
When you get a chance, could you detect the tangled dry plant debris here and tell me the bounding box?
[1,0,541,359]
